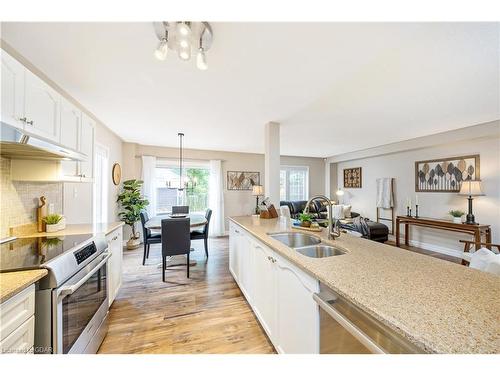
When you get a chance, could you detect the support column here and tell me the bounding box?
[324,160,331,199]
[264,121,280,208]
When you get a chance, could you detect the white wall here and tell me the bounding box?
[334,130,500,256]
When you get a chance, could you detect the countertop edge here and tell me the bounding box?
[0,269,48,303]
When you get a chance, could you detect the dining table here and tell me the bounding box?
[145,213,208,268]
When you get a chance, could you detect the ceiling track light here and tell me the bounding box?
[153,21,213,69]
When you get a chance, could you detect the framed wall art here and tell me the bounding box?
[344,167,362,188]
[414,155,480,192]
[227,171,260,191]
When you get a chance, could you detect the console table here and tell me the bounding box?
[395,216,491,250]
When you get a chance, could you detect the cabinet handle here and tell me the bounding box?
[112,236,118,241]
[19,117,27,123]
[26,119,34,125]
[235,229,240,234]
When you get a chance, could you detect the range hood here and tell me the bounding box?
[0,122,87,161]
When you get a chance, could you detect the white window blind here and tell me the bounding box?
[280,166,309,201]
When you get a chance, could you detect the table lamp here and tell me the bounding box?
[459,180,484,224]
[252,185,264,214]
[335,189,344,204]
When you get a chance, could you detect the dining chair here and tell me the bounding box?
[140,211,161,265]
[172,206,189,214]
[161,217,192,281]
[190,208,212,258]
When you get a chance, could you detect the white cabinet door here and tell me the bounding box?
[60,98,81,178]
[79,113,94,179]
[229,224,240,282]
[24,70,60,142]
[275,255,319,354]
[238,235,253,303]
[107,228,123,306]
[1,50,25,129]
[252,241,277,342]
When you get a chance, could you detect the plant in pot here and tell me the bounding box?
[449,210,465,224]
[117,179,149,249]
[43,214,66,233]
[298,212,314,228]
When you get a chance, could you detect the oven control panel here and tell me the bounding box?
[74,242,97,265]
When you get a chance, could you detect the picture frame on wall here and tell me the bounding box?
[343,167,362,188]
[414,154,480,193]
[227,171,260,191]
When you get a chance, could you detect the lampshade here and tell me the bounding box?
[252,185,264,196]
[336,189,344,196]
[459,180,484,196]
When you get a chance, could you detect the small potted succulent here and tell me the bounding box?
[449,210,465,224]
[298,212,314,228]
[43,214,66,233]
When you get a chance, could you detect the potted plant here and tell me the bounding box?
[449,210,465,224]
[43,214,66,233]
[298,212,314,228]
[117,179,149,249]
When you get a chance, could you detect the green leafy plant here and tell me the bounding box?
[449,210,465,218]
[117,179,149,240]
[43,214,63,225]
[298,212,313,223]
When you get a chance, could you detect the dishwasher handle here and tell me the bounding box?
[313,292,386,354]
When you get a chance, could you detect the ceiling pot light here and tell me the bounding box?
[196,48,208,70]
[154,38,168,60]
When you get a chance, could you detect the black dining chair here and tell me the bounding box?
[140,211,162,265]
[190,208,212,258]
[161,217,192,282]
[172,205,189,214]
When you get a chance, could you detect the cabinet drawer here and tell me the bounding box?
[0,284,35,341]
[0,315,34,354]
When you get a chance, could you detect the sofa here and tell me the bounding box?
[280,200,389,243]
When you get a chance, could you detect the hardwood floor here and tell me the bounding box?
[98,237,275,354]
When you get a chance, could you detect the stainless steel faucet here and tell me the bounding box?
[303,195,341,240]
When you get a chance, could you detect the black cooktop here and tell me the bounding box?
[0,233,93,273]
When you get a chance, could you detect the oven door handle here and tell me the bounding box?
[313,292,386,354]
[59,252,111,296]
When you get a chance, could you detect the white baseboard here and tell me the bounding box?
[388,234,463,258]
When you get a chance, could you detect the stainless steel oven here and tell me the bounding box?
[52,251,111,354]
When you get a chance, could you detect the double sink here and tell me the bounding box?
[268,232,346,258]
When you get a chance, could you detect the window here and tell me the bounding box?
[280,166,309,201]
[154,159,210,214]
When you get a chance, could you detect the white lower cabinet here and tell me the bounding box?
[229,222,320,353]
[107,227,123,306]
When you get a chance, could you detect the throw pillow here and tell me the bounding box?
[331,204,345,220]
[342,205,352,218]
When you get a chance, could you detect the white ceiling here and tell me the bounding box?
[1,22,498,157]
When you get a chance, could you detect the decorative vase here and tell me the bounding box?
[301,221,311,228]
[453,217,462,224]
[127,236,141,250]
[46,217,66,233]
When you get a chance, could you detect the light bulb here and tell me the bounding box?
[177,22,191,37]
[179,47,191,61]
[196,48,208,70]
[154,38,168,61]
[179,39,189,49]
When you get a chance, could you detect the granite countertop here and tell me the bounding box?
[0,269,48,303]
[13,222,124,238]
[229,216,500,354]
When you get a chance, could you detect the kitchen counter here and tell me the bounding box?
[13,222,124,238]
[229,216,500,354]
[0,269,47,303]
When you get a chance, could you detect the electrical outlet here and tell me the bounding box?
[73,187,78,199]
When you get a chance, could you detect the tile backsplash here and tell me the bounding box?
[1,157,63,237]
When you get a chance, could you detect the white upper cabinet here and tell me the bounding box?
[60,98,81,151]
[23,70,61,142]
[79,113,95,179]
[1,50,25,129]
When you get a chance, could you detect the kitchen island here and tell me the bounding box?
[229,216,500,354]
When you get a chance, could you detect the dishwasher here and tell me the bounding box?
[313,284,425,354]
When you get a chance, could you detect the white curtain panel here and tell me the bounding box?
[141,155,157,217]
[209,159,225,236]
